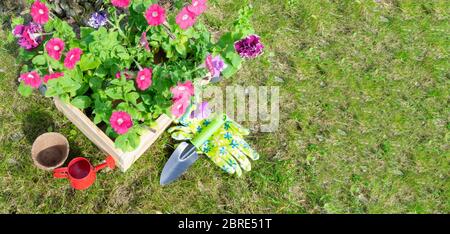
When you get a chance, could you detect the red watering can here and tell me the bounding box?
[53,156,116,190]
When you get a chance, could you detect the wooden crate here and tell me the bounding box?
[54,97,173,172]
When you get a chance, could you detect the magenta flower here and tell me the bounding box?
[176,7,197,30]
[30,1,49,24]
[234,34,265,59]
[43,72,64,83]
[20,71,42,88]
[115,69,133,79]
[136,68,153,91]
[140,31,150,51]
[45,38,65,60]
[110,111,133,135]
[171,96,191,118]
[111,0,131,8]
[187,0,207,16]
[205,54,214,75]
[170,80,195,101]
[13,23,43,50]
[13,25,25,36]
[64,48,83,70]
[145,4,166,26]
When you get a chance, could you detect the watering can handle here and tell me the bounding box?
[53,168,68,179]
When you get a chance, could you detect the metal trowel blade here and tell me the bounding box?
[160,142,199,185]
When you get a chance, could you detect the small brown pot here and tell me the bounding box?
[31,132,69,170]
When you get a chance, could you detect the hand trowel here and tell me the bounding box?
[160,115,224,185]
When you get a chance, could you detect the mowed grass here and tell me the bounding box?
[0,0,449,213]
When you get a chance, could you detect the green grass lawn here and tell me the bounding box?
[0,0,448,213]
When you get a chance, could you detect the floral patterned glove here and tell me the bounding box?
[168,105,259,176]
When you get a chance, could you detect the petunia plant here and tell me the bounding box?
[11,0,264,152]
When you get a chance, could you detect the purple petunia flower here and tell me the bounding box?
[13,23,43,50]
[204,54,228,83]
[190,101,211,120]
[234,34,264,59]
[211,56,227,77]
[87,11,108,29]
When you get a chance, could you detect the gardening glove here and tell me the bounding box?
[168,108,259,176]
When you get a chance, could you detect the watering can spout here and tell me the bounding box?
[94,156,116,172]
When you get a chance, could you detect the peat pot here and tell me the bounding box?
[31,132,69,170]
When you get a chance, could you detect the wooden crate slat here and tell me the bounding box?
[54,98,172,172]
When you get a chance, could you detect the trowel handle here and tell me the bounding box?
[191,115,225,149]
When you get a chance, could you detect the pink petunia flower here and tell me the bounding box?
[110,111,133,135]
[45,38,65,60]
[144,4,166,26]
[30,1,49,24]
[64,48,83,70]
[111,0,131,8]
[187,0,207,16]
[43,72,64,83]
[170,81,195,118]
[171,96,191,118]
[135,68,153,91]
[20,71,42,88]
[176,7,197,30]
[170,80,195,101]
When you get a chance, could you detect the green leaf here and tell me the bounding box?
[175,43,187,56]
[93,96,112,123]
[20,65,29,73]
[45,75,82,98]
[52,18,76,39]
[217,32,233,49]
[11,16,24,28]
[71,96,92,109]
[79,54,101,71]
[93,114,103,125]
[105,126,119,139]
[76,83,90,96]
[125,92,140,105]
[18,82,33,97]
[226,51,242,68]
[114,129,141,152]
[80,27,94,40]
[18,48,37,61]
[132,0,155,13]
[135,102,147,112]
[89,77,103,91]
[32,55,46,66]
[113,45,130,60]
[44,19,54,32]
[49,60,63,71]
[105,86,123,100]
[116,102,141,119]
[221,64,238,78]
